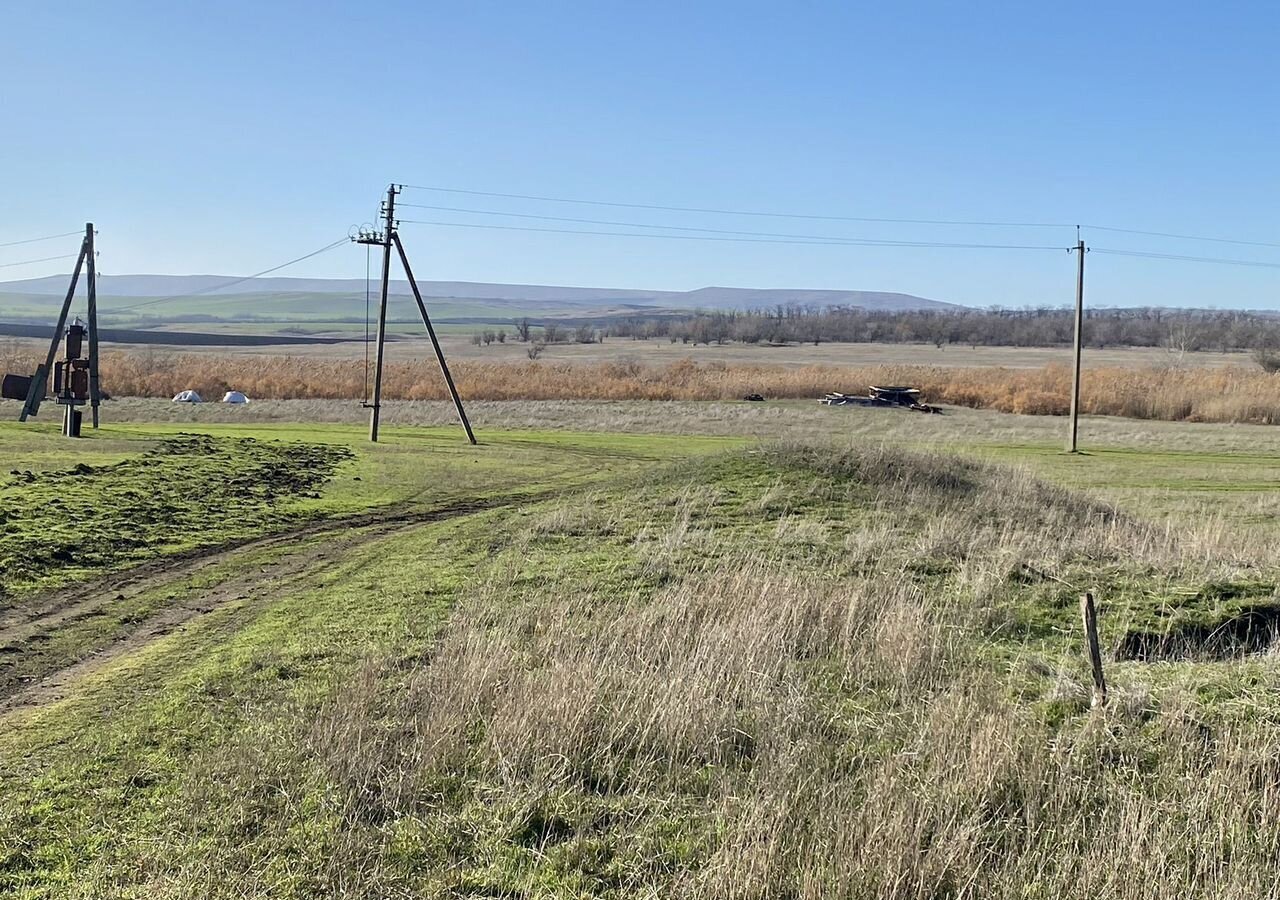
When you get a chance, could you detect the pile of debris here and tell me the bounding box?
[819,385,940,414]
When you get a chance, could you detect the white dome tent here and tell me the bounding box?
[221,391,250,404]
[172,390,202,403]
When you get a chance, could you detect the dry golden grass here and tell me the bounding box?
[34,347,1274,425]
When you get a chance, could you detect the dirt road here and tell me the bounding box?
[0,493,543,714]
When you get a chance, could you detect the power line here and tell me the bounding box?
[1091,247,1280,270]
[400,184,1280,250]
[0,252,79,270]
[0,230,83,249]
[397,184,1073,229]
[115,238,350,312]
[399,219,1068,251]
[397,203,1071,246]
[1085,225,1280,250]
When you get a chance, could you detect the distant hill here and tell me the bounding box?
[0,274,956,313]
[678,287,952,312]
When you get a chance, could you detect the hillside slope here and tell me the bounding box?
[0,274,956,312]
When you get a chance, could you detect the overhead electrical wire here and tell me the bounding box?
[1091,248,1280,270]
[4,194,1265,325]
[399,206,1280,269]
[0,230,83,249]
[0,252,78,269]
[397,185,1073,229]
[398,204,1073,246]
[1084,225,1280,250]
[400,184,1280,251]
[116,238,351,312]
[398,219,1069,251]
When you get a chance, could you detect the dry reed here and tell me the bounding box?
[14,346,1279,425]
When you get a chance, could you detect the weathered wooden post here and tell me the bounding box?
[1080,592,1107,708]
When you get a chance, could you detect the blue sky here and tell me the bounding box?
[2,0,1277,308]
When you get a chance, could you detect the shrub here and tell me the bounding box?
[1254,348,1280,374]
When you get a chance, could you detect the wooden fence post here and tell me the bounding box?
[1080,592,1107,708]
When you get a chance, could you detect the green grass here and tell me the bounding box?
[0,420,740,723]
[0,290,605,329]
[0,434,353,597]
[0,420,739,595]
[4,408,1280,896]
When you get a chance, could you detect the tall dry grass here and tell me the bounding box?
[289,445,1280,897]
[15,346,1278,425]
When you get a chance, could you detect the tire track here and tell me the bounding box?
[0,491,551,642]
[0,490,551,713]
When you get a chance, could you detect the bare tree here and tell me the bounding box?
[1165,322,1197,368]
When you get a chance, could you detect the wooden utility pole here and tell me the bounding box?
[20,232,89,422]
[85,224,102,428]
[356,185,476,445]
[367,185,398,442]
[1066,234,1086,453]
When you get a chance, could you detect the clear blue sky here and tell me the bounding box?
[3,0,1277,308]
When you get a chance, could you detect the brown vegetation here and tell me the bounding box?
[15,347,1272,425]
[6,341,1277,424]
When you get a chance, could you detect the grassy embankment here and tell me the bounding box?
[3,410,1280,896]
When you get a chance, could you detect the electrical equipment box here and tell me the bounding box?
[54,323,91,405]
[1,373,33,402]
[51,320,91,437]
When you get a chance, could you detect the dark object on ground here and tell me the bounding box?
[1,373,33,401]
[819,385,941,414]
[743,393,765,401]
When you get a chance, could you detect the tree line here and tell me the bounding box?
[590,305,1280,354]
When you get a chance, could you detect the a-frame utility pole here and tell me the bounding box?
[1066,232,1086,453]
[357,185,476,445]
[18,223,100,427]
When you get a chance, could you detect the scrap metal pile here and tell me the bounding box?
[819,385,941,414]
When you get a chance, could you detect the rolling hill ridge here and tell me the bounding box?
[0,274,956,313]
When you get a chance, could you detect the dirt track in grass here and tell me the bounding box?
[0,492,547,713]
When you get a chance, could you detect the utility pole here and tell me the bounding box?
[1067,232,1086,453]
[18,232,88,422]
[366,185,398,442]
[354,184,477,445]
[85,223,101,428]
[5,225,101,436]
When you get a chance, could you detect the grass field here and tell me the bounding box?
[3,404,1280,897]
[0,291,584,327]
